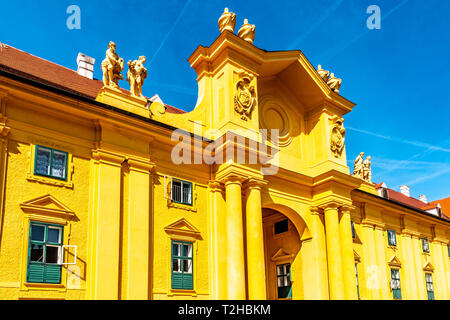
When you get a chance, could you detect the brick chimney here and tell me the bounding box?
[77,53,95,79]
[419,195,428,203]
[399,185,410,197]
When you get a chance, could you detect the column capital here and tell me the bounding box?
[126,157,155,173]
[360,219,384,230]
[243,178,268,190]
[339,204,356,215]
[310,206,324,215]
[92,149,126,166]
[223,176,245,187]
[208,180,224,192]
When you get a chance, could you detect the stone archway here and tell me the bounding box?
[262,205,311,300]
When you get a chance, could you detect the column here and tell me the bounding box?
[245,179,267,300]
[373,225,390,299]
[360,222,379,299]
[0,93,9,248]
[324,202,345,299]
[225,177,246,300]
[399,233,419,299]
[208,180,227,299]
[411,235,426,299]
[431,240,448,300]
[339,205,358,299]
[310,207,329,299]
[87,149,124,299]
[440,243,450,298]
[125,158,154,299]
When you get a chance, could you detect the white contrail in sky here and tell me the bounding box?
[148,0,193,65]
[346,126,450,153]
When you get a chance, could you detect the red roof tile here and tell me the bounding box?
[422,197,450,221]
[0,43,186,114]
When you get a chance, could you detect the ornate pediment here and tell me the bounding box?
[423,261,434,272]
[387,255,402,268]
[271,248,294,262]
[164,218,202,240]
[20,194,75,220]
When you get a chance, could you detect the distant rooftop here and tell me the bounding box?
[0,42,186,114]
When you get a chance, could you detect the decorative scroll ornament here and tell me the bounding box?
[126,56,147,99]
[317,64,330,82]
[237,19,255,44]
[327,72,342,93]
[329,115,346,157]
[218,8,236,33]
[234,70,256,120]
[101,41,124,89]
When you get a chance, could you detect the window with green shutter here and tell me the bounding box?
[34,145,68,181]
[387,230,397,246]
[276,263,292,299]
[425,273,434,300]
[27,222,63,284]
[171,240,193,290]
[390,268,402,299]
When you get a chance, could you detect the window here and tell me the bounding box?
[355,263,360,299]
[447,244,450,258]
[387,230,397,246]
[171,179,192,205]
[422,238,430,253]
[27,222,63,284]
[351,221,355,239]
[425,273,434,300]
[390,269,402,299]
[274,219,289,235]
[171,240,193,289]
[276,263,292,299]
[34,145,68,180]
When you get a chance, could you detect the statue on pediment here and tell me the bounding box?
[127,56,147,99]
[218,8,236,33]
[327,73,342,93]
[101,41,124,89]
[353,152,365,179]
[317,65,330,82]
[363,156,372,182]
[238,19,255,44]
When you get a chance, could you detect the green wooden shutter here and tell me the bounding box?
[27,263,45,283]
[44,264,62,283]
[172,273,183,289]
[182,273,193,290]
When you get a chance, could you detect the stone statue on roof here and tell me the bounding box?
[363,156,372,183]
[327,73,342,93]
[238,19,255,44]
[317,65,330,82]
[353,152,365,179]
[218,8,236,33]
[101,41,124,89]
[127,56,147,99]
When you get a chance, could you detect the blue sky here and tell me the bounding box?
[1,0,449,201]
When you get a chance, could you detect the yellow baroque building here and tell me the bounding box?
[0,22,449,300]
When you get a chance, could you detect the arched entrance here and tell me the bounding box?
[262,206,309,300]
